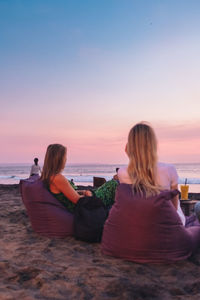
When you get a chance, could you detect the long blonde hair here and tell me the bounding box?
[126,122,161,196]
[41,144,66,188]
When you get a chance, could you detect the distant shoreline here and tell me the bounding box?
[1,184,200,200]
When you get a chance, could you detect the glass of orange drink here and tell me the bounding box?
[180,185,189,200]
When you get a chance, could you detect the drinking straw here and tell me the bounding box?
[185,178,187,185]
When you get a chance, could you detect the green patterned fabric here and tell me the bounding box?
[95,180,119,207]
[50,179,118,212]
[50,180,77,213]
[69,180,77,190]
[51,192,76,213]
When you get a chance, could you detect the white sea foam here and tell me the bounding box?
[0,163,200,193]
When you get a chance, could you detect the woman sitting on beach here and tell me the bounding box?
[41,144,92,213]
[117,122,185,225]
[97,122,185,220]
[101,122,200,262]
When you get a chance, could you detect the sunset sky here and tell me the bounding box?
[1,0,200,164]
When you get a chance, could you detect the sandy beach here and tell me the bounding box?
[1,184,200,300]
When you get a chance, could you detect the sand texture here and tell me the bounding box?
[1,184,200,300]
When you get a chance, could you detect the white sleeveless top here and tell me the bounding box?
[118,162,185,226]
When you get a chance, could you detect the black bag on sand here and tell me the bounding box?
[74,196,109,243]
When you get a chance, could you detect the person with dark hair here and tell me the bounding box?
[113,167,119,181]
[30,157,41,176]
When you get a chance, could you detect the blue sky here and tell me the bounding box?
[0,1,200,163]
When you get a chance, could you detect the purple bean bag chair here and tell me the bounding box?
[20,177,74,238]
[101,184,200,263]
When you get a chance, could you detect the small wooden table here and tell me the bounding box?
[180,199,198,216]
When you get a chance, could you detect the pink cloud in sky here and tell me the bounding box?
[155,123,200,141]
[155,122,200,163]
[0,130,127,164]
[0,121,199,164]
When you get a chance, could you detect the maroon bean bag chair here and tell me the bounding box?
[20,177,74,238]
[101,184,200,263]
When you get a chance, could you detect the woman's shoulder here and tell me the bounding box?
[52,174,68,184]
[157,162,176,172]
[157,162,178,180]
[118,166,132,184]
[118,166,128,178]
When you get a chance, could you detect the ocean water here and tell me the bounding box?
[0,163,200,193]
